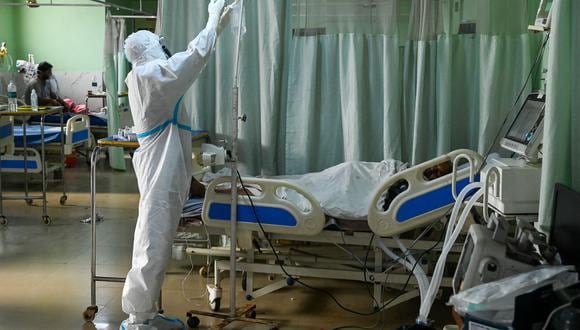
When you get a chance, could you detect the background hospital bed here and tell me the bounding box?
[30,112,107,139]
[190,149,482,311]
[0,113,90,224]
[15,114,91,156]
[0,112,91,173]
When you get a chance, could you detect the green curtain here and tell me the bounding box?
[103,14,127,171]
[537,0,580,233]
[285,34,402,173]
[404,0,533,164]
[158,0,291,176]
[157,0,538,175]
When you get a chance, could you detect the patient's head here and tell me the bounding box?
[423,161,452,180]
[37,61,53,81]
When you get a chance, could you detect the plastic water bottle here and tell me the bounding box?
[7,80,17,112]
[91,76,98,94]
[30,89,38,112]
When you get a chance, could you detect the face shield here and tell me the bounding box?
[124,30,168,66]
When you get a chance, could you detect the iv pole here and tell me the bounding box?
[185,1,276,327]
[229,0,245,318]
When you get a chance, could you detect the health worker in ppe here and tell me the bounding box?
[120,1,235,329]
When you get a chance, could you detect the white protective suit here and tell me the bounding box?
[121,0,232,325]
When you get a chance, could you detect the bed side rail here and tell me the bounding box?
[0,116,14,155]
[202,176,325,236]
[368,149,483,237]
[65,115,90,154]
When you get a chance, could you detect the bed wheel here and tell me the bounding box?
[241,271,247,291]
[209,297,221,312]
[83,305,98,322]
[59,195,67,205]
[245,309,256,319]
[0,216,7,225]
[43,216,51,225]
[198,265,209,277]
[25,198,33,206]
[186,313,200,328]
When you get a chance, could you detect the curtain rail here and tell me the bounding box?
[111,15,157,19]
[0,1,154,16]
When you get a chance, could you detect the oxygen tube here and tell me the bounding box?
[417,181,484,324]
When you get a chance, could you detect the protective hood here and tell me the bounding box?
[124,30,166,66]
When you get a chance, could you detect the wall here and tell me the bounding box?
[0,5,16,60]
[0,0,106,103]
[12,1,105,72]
[0,5,17,94]
[0,0,107,69]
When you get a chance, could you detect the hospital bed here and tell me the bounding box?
[29,111,107,141]
[188,149,483,311]
[14,114,91,156]
[0,110,90,224]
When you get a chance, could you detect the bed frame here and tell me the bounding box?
[193,149,483,311]
[0,114,90,173]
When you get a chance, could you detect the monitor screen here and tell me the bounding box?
[506,98,545,145]
[550,183,580,270]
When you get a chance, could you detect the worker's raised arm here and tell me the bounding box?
[159,0,237,98]
[123,0,237,130]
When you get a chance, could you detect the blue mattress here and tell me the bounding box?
[14,125,89,147]
[29,113,108,127]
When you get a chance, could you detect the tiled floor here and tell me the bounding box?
[0,158,453,330]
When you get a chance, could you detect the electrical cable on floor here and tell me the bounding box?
[236,170,441,317]
[333,325,385,330]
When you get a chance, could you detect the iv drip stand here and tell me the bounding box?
[185,2,278,328]
[228,0,245,319]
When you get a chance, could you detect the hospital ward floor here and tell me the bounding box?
[0,159,453,330]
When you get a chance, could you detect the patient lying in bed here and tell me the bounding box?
[194,160,407,221]
[276,160,407,220]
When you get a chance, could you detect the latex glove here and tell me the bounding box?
[217,0,240,33]
[207,0,225,30]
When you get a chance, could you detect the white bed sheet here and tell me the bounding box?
[202,160,407,221]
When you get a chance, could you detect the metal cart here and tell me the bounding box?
[0,106,66,225]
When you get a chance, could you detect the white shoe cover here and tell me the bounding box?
[120,315,185,330]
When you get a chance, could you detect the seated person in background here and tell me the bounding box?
[24,61,69,110]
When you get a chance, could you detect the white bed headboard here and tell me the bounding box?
[368,149,484,237]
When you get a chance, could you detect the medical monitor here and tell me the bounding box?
[500,93,545,162]
[550,183,580,270]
